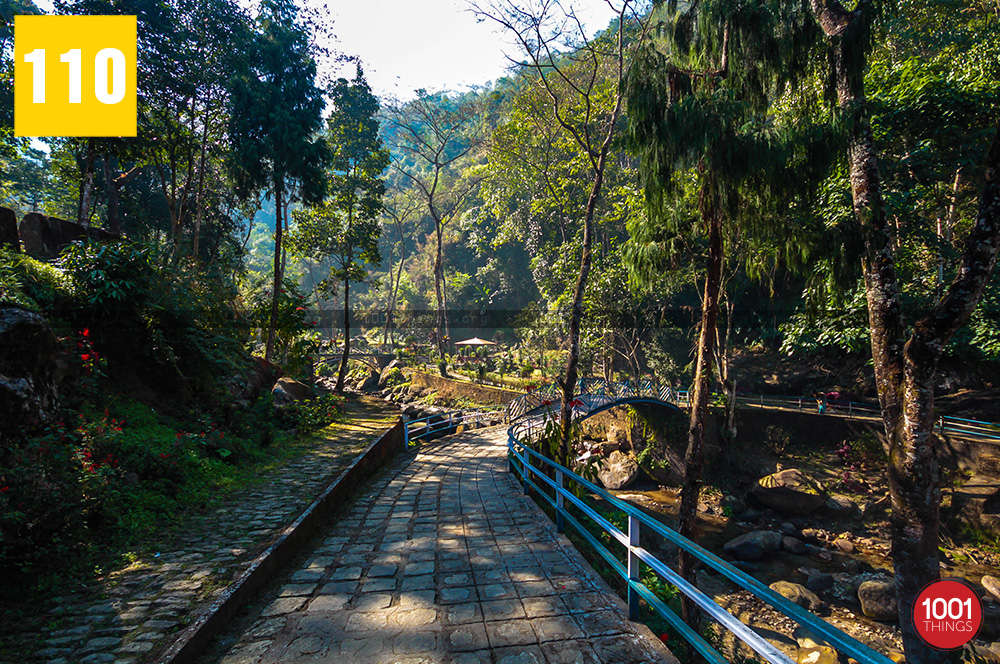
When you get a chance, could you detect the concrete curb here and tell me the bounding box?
[154,418,405,664]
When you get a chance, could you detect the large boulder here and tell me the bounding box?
[378,359,405,388]
[18,213,117,259]
[819,494,860,519]
[982,575,1000,602]
[597,450,640,490]
[355,368,379,391]
[751,468,827,515]
[769,581,826,613]
[858,579,898,621]
[0,206,19,252]
[796,646,838,664]
[723,530,783,560]
[272,377,314,405]
[0,308,60,440]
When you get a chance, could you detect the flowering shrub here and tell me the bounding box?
[292,394,347,432]
[72,328,107,401]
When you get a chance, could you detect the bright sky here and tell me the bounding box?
[33,0,620,99]
[320,0,620,99]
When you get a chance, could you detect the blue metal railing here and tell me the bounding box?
[508,380,1000,443]
[506,423,895,664]
[404,407,508,448]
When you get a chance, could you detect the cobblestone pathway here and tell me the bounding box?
[204,427,675,664]
[17,399,399,664]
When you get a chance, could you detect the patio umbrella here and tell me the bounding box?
[454,337,498,346]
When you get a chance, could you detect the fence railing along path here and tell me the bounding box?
[398,379,997,663]
[503,378,921,664]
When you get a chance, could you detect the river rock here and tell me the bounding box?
[983,575,1000,602]
[793,626,831,649]
[272,377,314,405]
[378,359,405,388]
[597,450,639,490]
[863,492,891,518]
[832,537,854,553]
[858,579,898,621]
[355,368,379,391]
[819,495,859,519]
[805,572,835,592]
[723,530,783,560]
[0,308,60,440]
[783,536,807,554]
[606,425,629,449]
[751,469,826,515]
[0,206,18,252]
[796,646,837,664]
[769,581,825,613]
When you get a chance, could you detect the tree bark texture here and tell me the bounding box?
[558,160,605,464]
[434,221,448,370]
[265,182,283,363]
[677,207,722,626]
[101,157,119,235]
[810,2,1000,660]
[336,271,350,394]
[79,140,96,228]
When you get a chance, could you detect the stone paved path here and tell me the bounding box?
[204,428,675,664]
[15,399,398,664]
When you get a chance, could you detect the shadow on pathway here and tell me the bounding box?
[203,427,677,664]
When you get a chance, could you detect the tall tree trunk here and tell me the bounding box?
[79,140,95,227]
[265,182,284,363]
[336,269,350,394]
[558,162,604,464]
[677,206,723,627]
[101,156,120,235]
[811,3,1000,661]
[434,220,448,373]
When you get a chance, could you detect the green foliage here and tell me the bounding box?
[58,240,154,312]
[227,0,329,206]
[0,393,287,592]
[287,394,347,432]
[243,276,316,360]
[0,247,75,311]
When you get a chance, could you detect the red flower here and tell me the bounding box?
[0,486,9,493]
[81,328,90,337]
[295,306,305,311]
[159,452,170,459]
[81,353,92,361]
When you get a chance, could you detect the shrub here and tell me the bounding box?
[292,394,347,432]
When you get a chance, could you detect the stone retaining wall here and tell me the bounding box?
[408,371,522,405]
[155,418,405,664]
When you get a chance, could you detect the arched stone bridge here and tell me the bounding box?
[507,378,684,427]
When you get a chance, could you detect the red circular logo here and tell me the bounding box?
[913,579,982,649]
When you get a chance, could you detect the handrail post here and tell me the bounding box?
[556,471,565,533]
[628,514,640,620]
[404,423,409,449]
